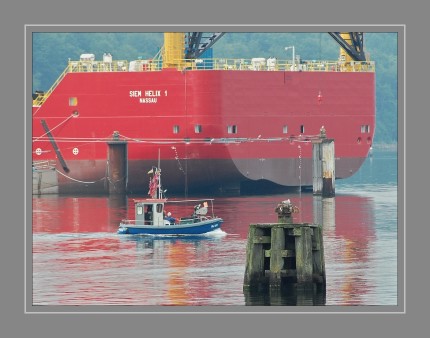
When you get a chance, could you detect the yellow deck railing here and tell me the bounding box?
[32,65,70,107]
[33,57,375,106]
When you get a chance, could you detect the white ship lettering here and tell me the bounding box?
[139,97,158,103]
[129,90,142,97]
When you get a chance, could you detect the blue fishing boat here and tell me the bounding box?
[117,167,223,235]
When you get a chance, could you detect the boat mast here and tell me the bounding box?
[157,148,162,199]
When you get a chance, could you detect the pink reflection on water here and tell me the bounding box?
[32,193,377,305]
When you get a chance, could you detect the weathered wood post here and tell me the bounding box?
[269,199,296,287]
[312,126,335,197]
[269,226,285,288]
[294,225,313,283]
[243,224,268,289]
[270,200,299,287]
[107,131,128,194]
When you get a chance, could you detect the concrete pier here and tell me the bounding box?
[32,161,59,195]
[312,128,335,197]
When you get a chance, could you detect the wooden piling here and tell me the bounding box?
[311,224,326,284]
[107,131,128,194]
[243,224,268,289]
[269,226,285,287]
[294,226,313,283]
[312,135,335,197]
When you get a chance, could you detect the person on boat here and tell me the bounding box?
[145,205,153,224]
[164,211,176,225]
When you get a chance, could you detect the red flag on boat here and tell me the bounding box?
[148,168,160,198]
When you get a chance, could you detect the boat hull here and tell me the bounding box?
[118,217,223,235]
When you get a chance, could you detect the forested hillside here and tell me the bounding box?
[32,32,398,145]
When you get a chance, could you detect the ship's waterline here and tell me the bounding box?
[39,156,366,194]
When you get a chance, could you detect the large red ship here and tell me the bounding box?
[32,32,375,195]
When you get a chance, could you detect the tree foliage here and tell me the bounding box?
[32,32,397,144]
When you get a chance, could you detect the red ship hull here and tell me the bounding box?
[32,69,375,194]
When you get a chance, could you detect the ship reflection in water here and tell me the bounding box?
[32,185,396,306]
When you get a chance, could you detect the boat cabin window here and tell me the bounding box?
[137,205,143,215]
[145,205,153,221]
[283,125,288,134]
[194,125,202,133]
[173,125,180,134]
[156,204,163,213]
[300,125,305,133]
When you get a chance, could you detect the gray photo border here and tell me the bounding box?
[26,24,404,315]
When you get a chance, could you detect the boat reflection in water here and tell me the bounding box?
[32,191,378,306]
[118,233,227,306]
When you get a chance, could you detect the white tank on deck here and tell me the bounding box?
[251,58,266,70]
[80,53,95,61]
[129,60,150,71]
[103,53,112,63]
[266,57,277,70]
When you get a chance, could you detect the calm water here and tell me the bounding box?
[32,149,398,307]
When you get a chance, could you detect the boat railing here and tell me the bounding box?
[178,215,214,224]
[120,215,214,227]
[32,59,133,107]
[32,64,70,107]
[67,59,131,73]
[62,57,375,74]
[121,219,160,227]
[33,57,374,106]
[184,58,375,73]
[166,198,218,219]
[119,218,195,227]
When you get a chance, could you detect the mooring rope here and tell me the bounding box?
[33,113,75,142]
[170,146,185,175]
[55,169,106,184]
[34,132,322,145]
